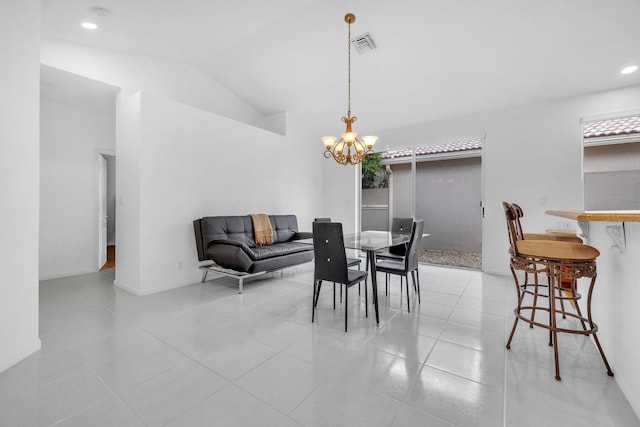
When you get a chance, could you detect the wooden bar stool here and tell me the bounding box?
[510,202,584,324]
[502,202,613,380]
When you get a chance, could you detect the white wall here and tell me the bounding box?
[115,92,323,295]
[0,0,41,372]
[39,100,115,279]
[320,159,360,233]
[40,39,280,133]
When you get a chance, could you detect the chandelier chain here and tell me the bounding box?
[347,17,351,117]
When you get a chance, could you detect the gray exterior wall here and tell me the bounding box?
[361,188,389,231]
[583,142,640,210]
[391,163,413,218]
[389,157,482,253]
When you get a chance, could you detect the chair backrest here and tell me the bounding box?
[389,217,414,255]
[405,219,425,271]
[502,202,520,255]
[392,217,413,233]
[312,221,349,284]
[511,203,525,240]
[314,217,331,222]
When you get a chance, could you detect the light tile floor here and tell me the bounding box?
[1,263,639,426]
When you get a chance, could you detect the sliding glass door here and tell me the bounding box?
[361,140,483,269]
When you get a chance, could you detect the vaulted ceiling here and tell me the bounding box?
[41,0,640,134]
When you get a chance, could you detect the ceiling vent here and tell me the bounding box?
[89,6,111,16]
[351,32,376,53]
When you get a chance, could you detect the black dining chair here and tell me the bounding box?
[315,218,364,299]
[371,217,414,295]
[312,221,369,332]
[375,219,425,313]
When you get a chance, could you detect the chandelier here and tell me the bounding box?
[321,13,378,166]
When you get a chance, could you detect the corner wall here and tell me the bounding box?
[113,92,142,293]
[0,0,42,372]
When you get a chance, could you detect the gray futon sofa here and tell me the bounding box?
[193,215,313,291]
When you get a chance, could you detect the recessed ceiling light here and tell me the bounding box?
[620,65,638,75]
[81,22,98,30]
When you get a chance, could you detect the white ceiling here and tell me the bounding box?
[41,0,640,134]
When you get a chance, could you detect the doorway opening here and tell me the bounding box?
[99,154,116,271]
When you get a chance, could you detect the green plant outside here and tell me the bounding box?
[361,153,389,189]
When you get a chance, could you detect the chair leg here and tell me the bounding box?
[345,285,348,332]
[412,269,421,303]
[365,279,368,318]
[405,274,411,313]
[506,266,522,350]
[312,280,317,323]
[314,281,322,308]
[568,277,588,331]
[333,283,336,310]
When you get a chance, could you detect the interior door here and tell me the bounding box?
[98,154,107,269]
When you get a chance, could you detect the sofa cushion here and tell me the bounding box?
[201,216,256,247]
[271,215,299,243]
[246,242,312,261]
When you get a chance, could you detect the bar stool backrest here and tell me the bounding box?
[511,203,526,240]
[502,202,520,256]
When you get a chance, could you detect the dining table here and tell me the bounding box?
[342,230,412,324]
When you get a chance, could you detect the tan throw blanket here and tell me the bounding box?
[250,213,273,245]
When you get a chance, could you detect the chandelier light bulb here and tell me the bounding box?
[362,135,378,149]
[342,132,357,144]
[321,136,337,148]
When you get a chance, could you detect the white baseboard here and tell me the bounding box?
[39,269,96,281]
[482,267,510,276]
[0,338,41,374]
[114,279,143,296]
[114,278,197,296]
